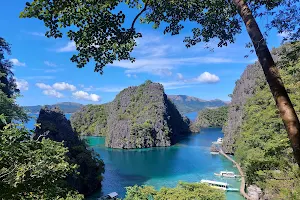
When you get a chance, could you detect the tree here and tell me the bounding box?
[20,0,300,164]
[0,122,84,200]
[0,37,19,98]
[123,182,226,200]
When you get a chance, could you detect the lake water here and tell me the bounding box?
[26,113,243,200]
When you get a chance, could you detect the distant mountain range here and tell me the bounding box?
[167,95,228,114]
[24,102,84,113]
[23,95,228,114]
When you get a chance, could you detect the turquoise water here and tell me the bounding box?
[25,113,243,200]
[85,129,243,200]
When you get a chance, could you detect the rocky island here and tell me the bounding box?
[71,81,191,149]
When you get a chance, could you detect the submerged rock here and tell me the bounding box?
[34,107,105,195]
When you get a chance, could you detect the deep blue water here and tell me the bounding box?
[26,113,243,200]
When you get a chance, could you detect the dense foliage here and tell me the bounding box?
[35,107,105,195]
[71,104,108,136]
[0,123,83,200]
[235,42,300,199]
[168,95,226,114]
[191,106,228,132]
[24,102,83,114]
[123,182,226,200]
[20,0,299,72]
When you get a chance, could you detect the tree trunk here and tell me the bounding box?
[232,0,300,166]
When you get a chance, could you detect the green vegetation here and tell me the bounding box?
[0,37,103,199]
[191,106,228,132]
[235,42,300,199]
[71,104,108,136]
[123,182,225,200]
[24,102,83,113]
[0,123,83,200]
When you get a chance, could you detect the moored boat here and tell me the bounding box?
[210,145,219,154]
[98,192,119,200]
[200,179,239,192]
[214,171,240,178]
[212,137,223,144]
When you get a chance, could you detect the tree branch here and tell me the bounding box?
[131,0,149,30]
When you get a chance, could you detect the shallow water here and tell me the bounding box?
[26,113,243,200]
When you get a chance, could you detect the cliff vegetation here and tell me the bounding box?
[234,42,300,199]
[191,106,228,132]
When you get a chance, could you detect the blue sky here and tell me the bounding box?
[1,0,285,106]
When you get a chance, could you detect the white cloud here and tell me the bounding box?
[277,31,291,38]
[57,41,76,52]
[26,76,55,80]
[72,91,101,102]
[36,83,52,90]
[177,73,184,80]
[53,82,76,91]
[28,32,45,37]
[10,58,26,67]
[196,72,220,83]
[84,85,125,93]
[44,61,57,67]
[16,79,29,91]
[43,89,64,98]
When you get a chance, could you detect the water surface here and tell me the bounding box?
[26,113,243,200]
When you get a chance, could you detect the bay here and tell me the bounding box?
[25,113,243,200]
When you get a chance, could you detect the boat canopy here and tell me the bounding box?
[201,179,229,187]
[107,192,118,198]
[220,171,235,175]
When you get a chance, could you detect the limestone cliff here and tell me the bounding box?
[222,47,282,154]
[34,107,105,195]
[105,81,190,148]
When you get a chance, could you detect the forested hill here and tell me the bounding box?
[191,106,228,132]
[167,95,227,114]
[24,102,83,113]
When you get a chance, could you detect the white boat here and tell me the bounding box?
[212,137,223,145]
[214,171,240,178]
[98,192,119,200]
[210,152,219,155]
[200,179,239,192]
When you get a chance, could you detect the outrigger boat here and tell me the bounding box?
[214,171,240,178]
[212,137,223,145]
[200,179,239,192]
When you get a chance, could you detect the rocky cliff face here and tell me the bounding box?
[105,81,190,148]
[222,62,264,153]
[34,107,105,195]
[222,48,282,154]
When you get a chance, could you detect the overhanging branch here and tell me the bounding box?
[131,0,149,30]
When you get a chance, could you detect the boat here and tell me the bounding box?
[200,179,239,192]
[210,145,219,154]
[212,137,223,145]
[98,192,119,200]
[214,171,240,178]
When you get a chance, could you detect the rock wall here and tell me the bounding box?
[105,81,190,148]
[222,47,282,154]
